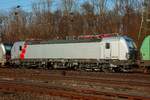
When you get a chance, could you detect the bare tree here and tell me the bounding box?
[0,0,144,43]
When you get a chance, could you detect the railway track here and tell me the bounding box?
[0,79,149,100]
[0,68,150,85]
[0,68,150,99]
[0,67,149,78]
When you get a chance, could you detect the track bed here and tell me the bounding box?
[0,68,150,100]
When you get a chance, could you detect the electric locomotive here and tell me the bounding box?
[10,34,137,72]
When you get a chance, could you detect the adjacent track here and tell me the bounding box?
[0,68,149,99]
[0,79,150,100]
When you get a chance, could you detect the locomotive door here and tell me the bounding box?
[105,43,111,59]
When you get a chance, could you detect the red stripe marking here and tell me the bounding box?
[20,42,28,60]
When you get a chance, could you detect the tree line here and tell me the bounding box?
[0,0,145,45]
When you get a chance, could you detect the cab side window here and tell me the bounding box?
[105,43,110,49]
[19,46,22,51]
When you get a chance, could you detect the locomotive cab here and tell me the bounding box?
[140,35,150,72]
[11,41,25,60]
[124,36,137,60]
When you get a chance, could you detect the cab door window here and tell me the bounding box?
[105,43,110,49]
[19,46,22,51]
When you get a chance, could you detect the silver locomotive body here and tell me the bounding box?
[11,35,137,72]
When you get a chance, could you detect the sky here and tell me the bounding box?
[0,0,114,13]
[0,0,86,12]
[0,0,34,11]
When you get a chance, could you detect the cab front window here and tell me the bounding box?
[125,37,137,50]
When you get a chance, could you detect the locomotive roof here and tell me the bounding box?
[26,38,103,45]
[25,36,124,45]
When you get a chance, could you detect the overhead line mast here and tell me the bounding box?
[138,0,150,40]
